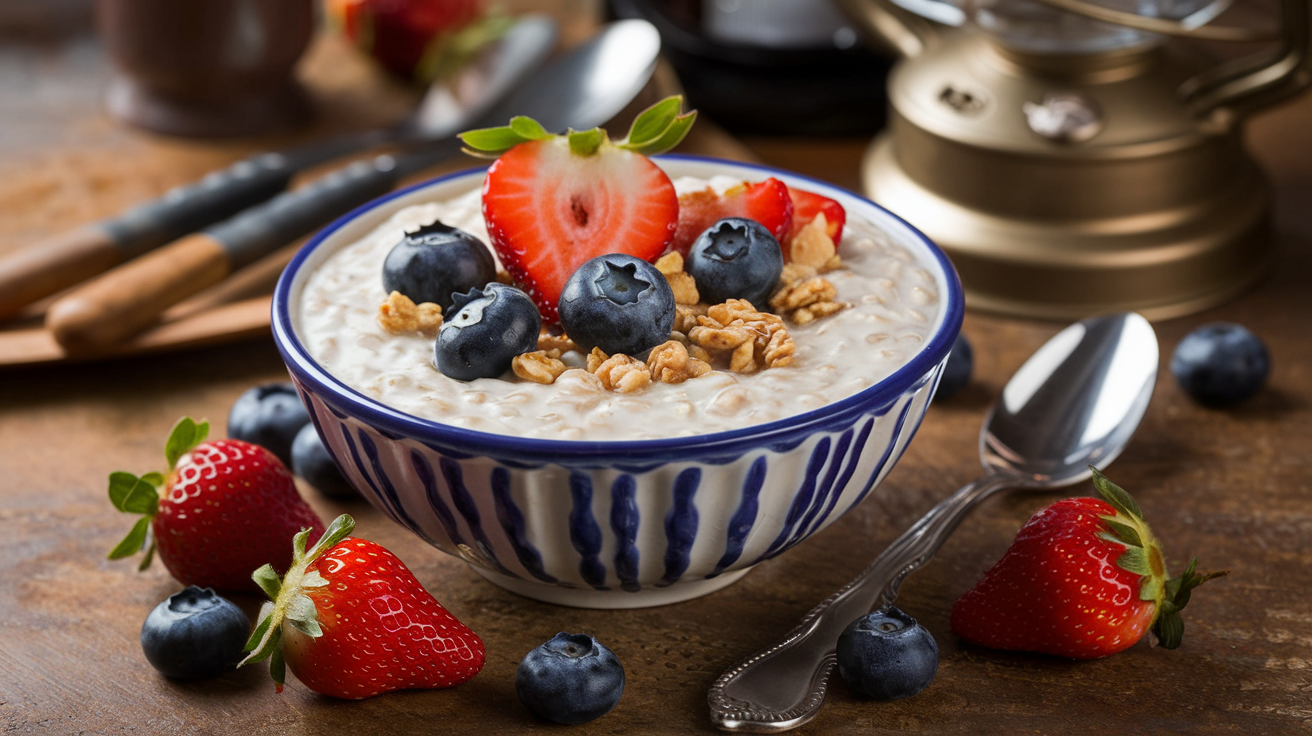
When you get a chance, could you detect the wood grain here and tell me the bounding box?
[3,23,1312,736]
[0,224,120,319]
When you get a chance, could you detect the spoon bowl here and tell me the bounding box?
[709,312,1160,732]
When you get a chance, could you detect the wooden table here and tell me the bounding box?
[3,25,1310,736]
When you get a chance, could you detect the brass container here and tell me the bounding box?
[838,0,1312,319]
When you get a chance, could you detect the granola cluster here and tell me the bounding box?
[387,224,852,393]
[377,291,443,336]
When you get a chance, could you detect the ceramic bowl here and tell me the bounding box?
[272,156,963,609]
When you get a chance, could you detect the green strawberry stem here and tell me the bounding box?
[1089,467,1227,649]
[458,94,697,159]
[106,417,209,570]
[240,514,356,692]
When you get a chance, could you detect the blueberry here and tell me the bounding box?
[516,632,625,725]
[933,334,973,402]
[685,217,784,307]
[435,283,541,381]
[382,220,496,312]
[558,254,675,356]
[227,383,310,466]
[291,423,358,500]
[1171,322,1271,407]
[140,586,250,680]
[836,607,938,701]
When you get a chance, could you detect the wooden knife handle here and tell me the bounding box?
[46,233,231,353]
[0,226,122,320]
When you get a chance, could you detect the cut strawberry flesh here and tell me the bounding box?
[669,177,794,256]
[787,187,845,245]
[482,138,678,323]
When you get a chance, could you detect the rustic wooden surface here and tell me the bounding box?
[3,22,1311,736]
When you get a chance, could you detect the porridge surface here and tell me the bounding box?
[297,175,942,441]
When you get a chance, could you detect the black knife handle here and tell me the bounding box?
[207,155,404,270]
[102,152,296,259]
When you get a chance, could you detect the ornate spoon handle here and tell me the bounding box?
[708,472,1014,732]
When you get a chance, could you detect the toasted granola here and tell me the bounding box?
[512,351,568,384]
[537,329,579,356]
[647,340,712,383]
[788,212,837,268]
[593,353,651,393]
[378,291,443,336]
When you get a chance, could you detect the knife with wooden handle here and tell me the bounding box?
[0,153,296,320]
[46,140,463,353]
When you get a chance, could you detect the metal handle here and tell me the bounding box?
[832,0,950,58]
[708,472,1014,733]
[1182,0,1312,120]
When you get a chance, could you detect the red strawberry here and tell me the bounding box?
[786,187,845,246]
[462,96,697,323]
[950,469,1225,659]
[241,515,485,699]
[328,0,489,82]
[107,417,326,593]
[670,178,794,256]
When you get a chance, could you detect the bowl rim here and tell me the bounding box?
[273,154,964,461]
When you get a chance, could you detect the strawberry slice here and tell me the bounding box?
[462,96,697,323]
[670,178,793,257]
[787,187,845,245]
[482,140,677,322]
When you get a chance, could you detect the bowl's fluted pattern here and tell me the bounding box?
[291,368,939,607]
[274,156,962,607]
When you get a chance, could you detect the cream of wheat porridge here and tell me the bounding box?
[296,175,941,441]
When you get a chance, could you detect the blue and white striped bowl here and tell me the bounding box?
[272,156,963,608]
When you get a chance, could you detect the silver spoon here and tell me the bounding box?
[708,312,1160,732]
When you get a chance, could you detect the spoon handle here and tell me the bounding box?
[708,472,1014,732]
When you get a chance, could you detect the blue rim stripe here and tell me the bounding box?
[710,456,768,577]
[490,467,558,584]
[800,416,876,541]
[610,475,641,593]
[568,472,608,590]
[759,438,832,563]
[410,450,462,546]
[271,155,964,466]
[659,468,701,586]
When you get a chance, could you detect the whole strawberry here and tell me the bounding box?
[327,0,509,83]
[241,515,485,699]
[460,95,697,323]
[107,417,326,593]
[950,469,1225,659]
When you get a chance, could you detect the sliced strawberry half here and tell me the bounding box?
[482,139,678,322]
[670,178,794,257]
[787,187,845,245]
[462,95,697,323]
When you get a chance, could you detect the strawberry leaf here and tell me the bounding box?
[508,115,551,141]
[137,537,155,572]
[619,112,696,156]
[270,648,286,693]
[1116,546,1152,576]
[306,514,356,562]
[458,124,541,158]
[140,472,165,488]
[241,602,278,663]
[568,128,604,157]
[1089,466,1142,520]
[623,95,683,147]
[286,594,323,638]
[1155,610,1185,649]
[1150,557,1228,649]
[165,417,209,468]
[253,564,281,601]
[1099,517,1143,548]
[108,517,150,560]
